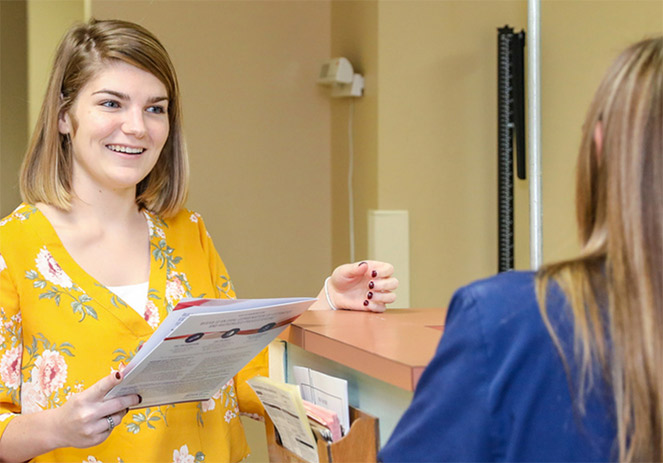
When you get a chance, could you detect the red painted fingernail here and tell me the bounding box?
[367,292,373,299]
[115,372,121,380]
[368,281,375,289]
[363,300,369,306]
[372,270,378,278]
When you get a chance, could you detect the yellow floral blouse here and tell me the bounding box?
[0,203,267,462]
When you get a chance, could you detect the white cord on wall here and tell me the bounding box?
[348,100,355,263]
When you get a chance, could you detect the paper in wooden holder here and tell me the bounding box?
[265,406,379,462]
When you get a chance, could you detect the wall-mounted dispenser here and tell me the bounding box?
[318,57,364,98]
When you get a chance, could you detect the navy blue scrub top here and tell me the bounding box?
[379,271,616,462]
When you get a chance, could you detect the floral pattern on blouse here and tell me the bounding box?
[172,444,205,463]
[20,333,76,414]
[0,203,265,462]
[26,247,97,322]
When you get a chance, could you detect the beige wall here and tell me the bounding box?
[27,0,85,131]
[1,0,84,218]
[330,0,663,309]
[90,1,333,300]
[0,0,28,217]
[539,0,663,262]
[330,0,379,267]
[378,1,526,308]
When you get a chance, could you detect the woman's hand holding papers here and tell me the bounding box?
[0,372,141,461]
[53,372,141,448]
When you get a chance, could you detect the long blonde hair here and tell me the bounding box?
[20,18,189,217]
[537,37,663,462]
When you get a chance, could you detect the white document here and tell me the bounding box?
[293,366,350,435]
[106,297,314,408]
[248,376,319,463]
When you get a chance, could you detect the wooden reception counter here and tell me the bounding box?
[280,308,447,391]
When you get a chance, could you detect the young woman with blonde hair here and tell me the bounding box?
[0,18,397,462]
[379,37,662,462]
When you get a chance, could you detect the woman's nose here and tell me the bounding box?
[122,108,147,138]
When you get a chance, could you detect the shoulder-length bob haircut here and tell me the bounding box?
[20,18,188,217]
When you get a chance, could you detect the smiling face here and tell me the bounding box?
[58,60,170,200]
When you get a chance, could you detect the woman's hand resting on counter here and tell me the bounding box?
[312,261,398,313]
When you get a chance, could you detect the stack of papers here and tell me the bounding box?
[303,400,342,442]
[248,375,347,462]
[248,376,320,463]
[105,297,314,408]
[294,366,350,435]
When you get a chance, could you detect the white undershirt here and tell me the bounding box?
[107,281,149,318]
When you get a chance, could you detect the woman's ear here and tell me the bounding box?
[593,121,604,164]
[58,109,71,135]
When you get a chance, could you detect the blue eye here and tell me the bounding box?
[101,100,120,108]
[147,105,166,114]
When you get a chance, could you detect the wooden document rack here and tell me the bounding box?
[266,406,380,462]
